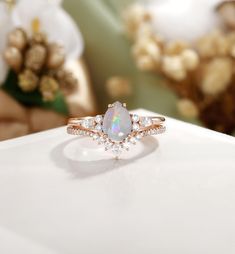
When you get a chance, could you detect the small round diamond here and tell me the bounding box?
[93,133,99,140]
[104,141,113,150]
[136,133,143,140]
[82,118,94,128]
[95,115,103,123]
[95,124,102,131]
[132,114,139,122]
[98,136,106,144]
[132,123,140,131]
[140,117,152,127]
[123,141,130,150]
[130,137,137,144]
[111,144,122,156]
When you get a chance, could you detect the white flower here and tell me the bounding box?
[12,0,84,60]
[145,0,221,41]
[0,0,84,86]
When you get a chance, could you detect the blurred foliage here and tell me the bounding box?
[2,70,69,115]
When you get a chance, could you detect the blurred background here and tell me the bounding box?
[63,0,177,114]
[0,0,235,141]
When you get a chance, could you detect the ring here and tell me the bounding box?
[67,101,166,157]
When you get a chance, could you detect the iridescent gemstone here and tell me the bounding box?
[102,101,132,141]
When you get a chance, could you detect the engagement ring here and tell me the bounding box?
[67,101,166,157]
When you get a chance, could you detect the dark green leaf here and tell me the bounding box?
[1,70,69,115]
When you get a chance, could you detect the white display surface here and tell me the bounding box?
[0,109,235,254]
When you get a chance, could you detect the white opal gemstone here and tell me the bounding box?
[102,101,132,141]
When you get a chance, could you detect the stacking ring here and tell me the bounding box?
[67,101,166,157]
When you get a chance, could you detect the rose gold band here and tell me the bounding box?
[67,115,165,137]
[67,115,165,126]
[67,123,165,136]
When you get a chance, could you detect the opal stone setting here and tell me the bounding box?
[102,101,132,142]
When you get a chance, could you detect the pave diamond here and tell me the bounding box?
[92,133,99,140]
[123,141,130,150]
[95,115,103,123]
[111,144,122,156]
[140,117,152,127]
[136,133,143,140]
[95,124,102,131]
[97,136,106,144]
[102,101,132,142]
[130,137,137,144]
[132,114,139,122]
[82,118,94,128]
[104,141,113,150]
[132,123,140,131]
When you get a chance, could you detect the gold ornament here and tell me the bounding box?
[216,1,235,29]
[25,44,47,72]
[136,55,157,71]
[132,37,161,70]
[124,2,235,134]
[162,56,186,81]
[201,57,233,96]
[181,49,199,71]
[7,28,27,50]
[122,3,151,38]
[231,44,235,57]
[4,27,79,102]
[106,76,132,98]
[31,32,47,45]
[164,40,188,55]
[19,69,39,92]
[4,46,22,72]
[56,69,78,95]
[177,99,199,118]
[47,43,65,69]
[39,76,59,102]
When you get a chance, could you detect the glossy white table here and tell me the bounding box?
[0,109,235,254]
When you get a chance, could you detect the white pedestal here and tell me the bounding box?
[0,109,235,254]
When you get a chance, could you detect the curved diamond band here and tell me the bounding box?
[67,102,166,156]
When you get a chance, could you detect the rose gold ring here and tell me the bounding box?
[67,101,166,156]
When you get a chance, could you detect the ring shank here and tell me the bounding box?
[67,123,166,137]
[67,114,165,137]
[68,115,165,126]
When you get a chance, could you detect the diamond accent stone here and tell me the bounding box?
[102,101,132,142]
[97,136,106,144]
[130,137,137,144]
[82,118,94,128]
[136,133,143,140]
[123,141,130,150]
[95,124,102,131]
[95,115,103,123]
[132,123,140,131]
[111,144,122,156]
[92,133,99,140]
[132,114,139,122]
[140,117,152,127]
[104,141,113,150]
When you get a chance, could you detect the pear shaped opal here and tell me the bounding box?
[102,101,132,141]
